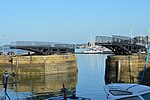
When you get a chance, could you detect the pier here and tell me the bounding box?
[0,41,78,75]
[94,35,150,85]
[0,54,78,75]
[105,54,150,85]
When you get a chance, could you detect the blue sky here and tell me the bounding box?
[0,0,150,45]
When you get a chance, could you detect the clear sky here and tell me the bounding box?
[0,0,150,45]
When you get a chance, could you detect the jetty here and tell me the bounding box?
[0,41,77,75]
[95,35,150,85]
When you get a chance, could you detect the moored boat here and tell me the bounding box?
[82,47,103,54]
[104,83,150,100]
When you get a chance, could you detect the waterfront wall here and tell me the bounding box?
[0,55,12,74]
[105,54,150,85]
[0,54,78,75]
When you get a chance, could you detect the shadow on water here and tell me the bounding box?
[0,72,78,100]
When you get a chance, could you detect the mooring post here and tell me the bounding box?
[115,60,121,82]
[128,56,132,83]
[62,83,67,100]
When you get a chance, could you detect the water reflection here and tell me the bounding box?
[0,72,78,99]
[0,54,109,100]
[85,54,106,73]
[76,54,108,100]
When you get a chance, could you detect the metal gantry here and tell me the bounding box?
[9,41,75,55]
[95,35,146,55]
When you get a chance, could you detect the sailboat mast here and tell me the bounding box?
[148,29,150,47]
[130,29,133,44]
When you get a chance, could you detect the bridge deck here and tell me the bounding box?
[95,42,146,55]
[10,41,75,55]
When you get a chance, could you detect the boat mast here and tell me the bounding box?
[130,29,133,44]
[148,29,150,47]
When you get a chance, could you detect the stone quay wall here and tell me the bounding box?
[0,54,78,75]
[105,54,150,85]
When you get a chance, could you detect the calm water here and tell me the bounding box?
[0,54,108,100]
[76,54,107,100]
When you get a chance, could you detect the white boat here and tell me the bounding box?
[82,48,103,54]
[104,83,150,100]
[83,36,104,54]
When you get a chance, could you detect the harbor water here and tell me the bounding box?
[0,54,108,100]
[76,54,108,100]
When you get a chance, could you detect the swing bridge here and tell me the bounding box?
[95,36,146,55]
[8,36,147,55]
[9,41,75,55]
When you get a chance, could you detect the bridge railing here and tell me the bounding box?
[95,35,133,44]
[10,41,75,49]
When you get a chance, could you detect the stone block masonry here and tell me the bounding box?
[105,54,150,85]
[0,54,78,75]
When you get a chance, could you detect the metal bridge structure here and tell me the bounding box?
[95,35,146,55]
[9,41,75,55]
